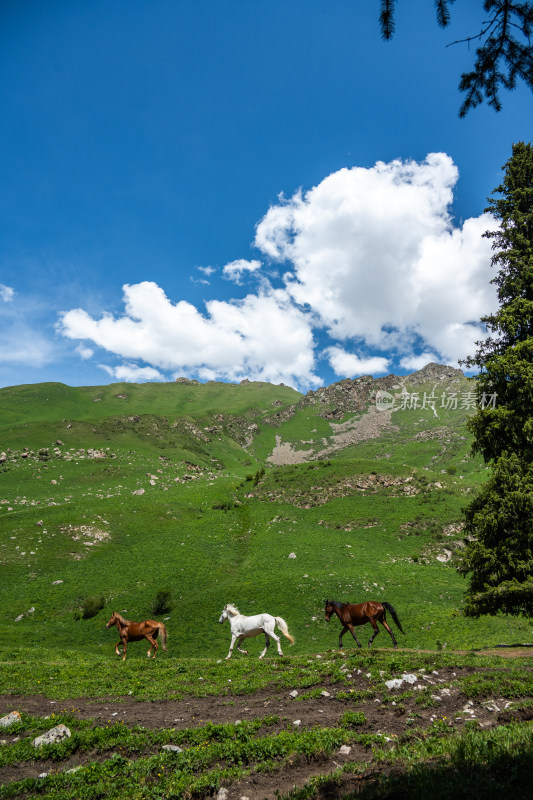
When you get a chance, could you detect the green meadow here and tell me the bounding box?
[1,374,529,660]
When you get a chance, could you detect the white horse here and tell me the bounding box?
[218,603,294,660]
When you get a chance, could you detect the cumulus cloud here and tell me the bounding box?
[255,153,497,364]
[57,153,498,388]
[59,280,319,387]
[100,363,164,382]
[223,259,262,283]
[399,352,441,371]
[326,346,390,377]
[0,284,15,302]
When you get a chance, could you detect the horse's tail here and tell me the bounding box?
[157,622,168,651]
[382,602,405,634]
[275,616,295,645]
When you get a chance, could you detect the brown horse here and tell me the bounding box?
[324,599,404,649]
[106,612,168,661]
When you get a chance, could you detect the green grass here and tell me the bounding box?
[1,647,531,701]
[0,718,379,800]
[0,376,531,660]
[2,718,531,800]
[284,721,533,800]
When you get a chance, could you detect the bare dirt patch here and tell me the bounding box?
[267,409,397,466]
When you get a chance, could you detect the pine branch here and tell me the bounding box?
[379,0,396,40]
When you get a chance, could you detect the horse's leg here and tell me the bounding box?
[236,636,249,655]
[146,634,158,658]
[266,622,283,656]
[368,618,380,646]
[122,638,127,662]
[338,625,349,648]
[381,618,398,648]
[226,634,237,659]
[259,633,270,659]
[271,631,283,656]
[115,640,122,657]
[347,623,362,648]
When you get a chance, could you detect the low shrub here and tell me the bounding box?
[80,595,105,620]
[151,589,172,616]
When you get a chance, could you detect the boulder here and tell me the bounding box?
[0,711,21,728]
[33,724,71,747]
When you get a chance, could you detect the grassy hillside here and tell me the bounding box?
[0,369,530,660]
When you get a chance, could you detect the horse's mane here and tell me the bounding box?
[225,603,240,616]
[113,612,129,624]
[326,600,345,610]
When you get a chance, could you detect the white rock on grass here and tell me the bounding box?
[339,745,352,755]
[217,789,229,800]
[15,608,35,622]
[0,711,21,728]
[162,744,183,752]
[33,724,71,747]
[385,678,403,690]
[385,673,418,690]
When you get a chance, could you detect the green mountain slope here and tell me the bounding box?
[1,367,529,659]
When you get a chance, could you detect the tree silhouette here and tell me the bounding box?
[459,142,533,617]
[379,1,533,116]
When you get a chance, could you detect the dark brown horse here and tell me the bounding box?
[106,612,168,661]
[324,599,404,649]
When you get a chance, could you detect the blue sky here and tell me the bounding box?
[0,0,530,391]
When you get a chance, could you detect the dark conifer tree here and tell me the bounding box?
[459,142,533,616]
[379,1,533,116]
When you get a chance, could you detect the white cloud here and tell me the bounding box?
[326,346,390,377]
[399,352,441,371]
[192,265,216,285]
[0,284,15,302]
[223,259,262,283]
[255,153,497,364]
[100,363,164,382]
[59,280,319,388]
[56,153,499,388]
[76,344,94,359]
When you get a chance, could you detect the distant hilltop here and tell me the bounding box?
[172,363,465,393]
